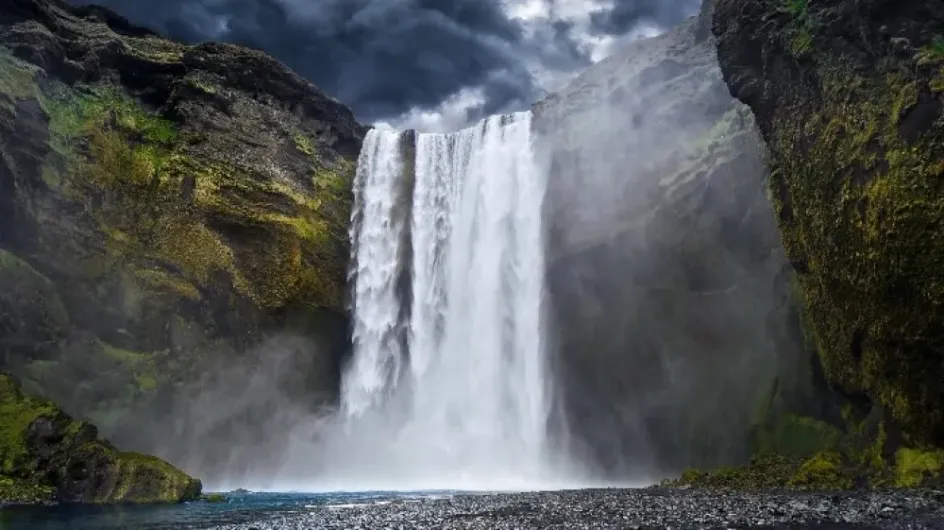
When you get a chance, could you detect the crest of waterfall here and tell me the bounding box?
[309,111,579,490]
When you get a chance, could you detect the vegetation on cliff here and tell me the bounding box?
[673,0,944,490]
[0,374,201,504]
[0,0,364,472]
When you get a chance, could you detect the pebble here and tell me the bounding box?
[213,488,944,530]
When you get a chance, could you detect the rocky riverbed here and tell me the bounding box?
[211,488,944,530]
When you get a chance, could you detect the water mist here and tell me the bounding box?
[299,112,584,491]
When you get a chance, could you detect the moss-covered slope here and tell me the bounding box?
[0,0,364,471]
[0,373,201,504]
[713,0,944,446]
[687,0,944,490]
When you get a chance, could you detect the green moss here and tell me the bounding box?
[0,376,57,476]
[97,341,159,394]
[0,475,55,504]
[0,47,39,107]
[666,454,804,491]
[753,413,842,458]
[30,76,353,315]
[133,269,202,301]
[788,451,853,490]
[200,492,227,503]
[781,0,814,56]
[42,85,177,148]
[669,451,859,492]
[149,221,239,286]
[185,77,217,94]
[0,374,200,504]
[917,35,944,66]
[894,447,944,487]
[123,36,186,64]
[768,55,944,445]
[862,421,886,470]
[187,161,349,309]
[102,451,202,504]
[293,132,315,156]
[313,165,352,196]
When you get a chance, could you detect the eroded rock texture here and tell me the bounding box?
[714,0,944,449]
[0,0,364,483]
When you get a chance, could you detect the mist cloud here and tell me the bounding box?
[66,0,699,129]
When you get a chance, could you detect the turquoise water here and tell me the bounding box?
[0,491,445,530]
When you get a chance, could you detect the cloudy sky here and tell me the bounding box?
[67,0,700,132]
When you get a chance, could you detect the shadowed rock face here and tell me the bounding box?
[0,0,364,482]
[713,0,944,447]
[0,373,202,504]
[533,3,810,478]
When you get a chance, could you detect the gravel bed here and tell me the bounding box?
[215,487,944,529]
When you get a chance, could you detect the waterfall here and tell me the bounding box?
[313,111,569,490]
[343,127,407,417]
[405,112,550,474]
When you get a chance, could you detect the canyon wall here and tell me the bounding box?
[0,0,364,481]
[533,3,817,478]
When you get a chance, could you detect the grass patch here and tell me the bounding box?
[782,0,814,56]
[917,35,944,65]
[293,132,315,156]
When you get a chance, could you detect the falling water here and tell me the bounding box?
[343,127,407,417]
[406,112,551,478]
[312,111,571,490]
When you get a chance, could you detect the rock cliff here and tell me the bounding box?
[676,0,944,488]
[533,4,809,477]
[0,0,364,484]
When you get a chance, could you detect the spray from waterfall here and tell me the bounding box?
[290,111,589,491]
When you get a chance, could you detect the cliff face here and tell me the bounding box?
[0,0,363,481]
[713,0,944,450]
[533,5,810,477]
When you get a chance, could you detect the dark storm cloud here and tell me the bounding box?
[66,0,699,124]
[589,0,702,35]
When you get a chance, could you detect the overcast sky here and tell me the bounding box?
[67,0,700,132]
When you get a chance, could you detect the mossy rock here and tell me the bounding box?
[752,413,843,459]
[0,0,363,461]
[787,451,854,490]
[894,447,944,488]
[667,451,859,492]
[714,0,944,446]
[666,454,804,490]
[671,413,944,492]
[200,492,227,503]
[0,373,201,504]
[0,475,55,504]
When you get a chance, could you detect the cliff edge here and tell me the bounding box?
[688,0,944,488]
[0,0,364,482]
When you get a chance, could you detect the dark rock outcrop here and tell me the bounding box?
[713,0,944,456]
[0,0,364,482]
[0,373,201,504]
